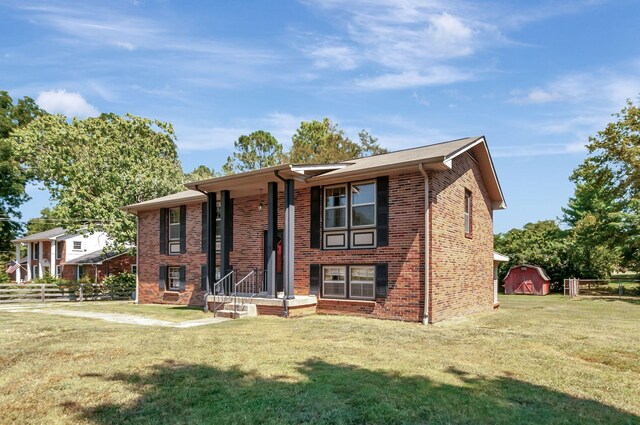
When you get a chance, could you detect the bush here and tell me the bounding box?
[103,273,136,297]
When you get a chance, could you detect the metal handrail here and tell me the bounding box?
[233,269,256,318]
[211,270,234,317]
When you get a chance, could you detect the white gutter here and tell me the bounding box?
[418,163,430,325]
[135,215,139,304]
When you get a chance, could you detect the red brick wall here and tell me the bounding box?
[297,172,425,322]
[137,204,207,306]
[429,153,495,322]
[135,159,495,323]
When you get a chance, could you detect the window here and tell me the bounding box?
[131,265,137,274]
[215,201,221,253]
[322,266,346,298]
[324,186,347,229]
[349,266,375,300]
[323,181,376,249]
[167,266,180,291]
[56,241,63,259]
[321,265,376,300]
[32,242,39,259]
[464,190,472,237]
[351,182,375,227]
[168,207,181,255]
[73,241,82,251]
[56,265,62,277]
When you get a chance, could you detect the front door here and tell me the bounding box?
[263,230,284,293]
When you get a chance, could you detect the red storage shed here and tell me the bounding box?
[503,264,550,296]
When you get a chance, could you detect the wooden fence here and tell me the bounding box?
[0,283,135,304]
[563,278,637,297]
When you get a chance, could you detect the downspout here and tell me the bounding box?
[418,164,430,325]
[194,185,210,312]
[273,170,289,318]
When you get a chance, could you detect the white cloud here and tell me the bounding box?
[36,89,99,117]
[510,67,640,106]
[490,142,587,158]
[355,68,472,90]
[299,0,504,90]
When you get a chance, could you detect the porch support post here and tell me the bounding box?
[266,182,278,298]
[50,241,57,278]
[207,192,217,294]
[219,190,232,294]
[283,179,295,300]
[26,242,32,281]
[38,242,43,278]
[15,243,21,283]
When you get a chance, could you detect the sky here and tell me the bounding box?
[2,0,640,233]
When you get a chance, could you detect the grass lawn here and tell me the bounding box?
[0,295,639,424]
[50,301,210,322]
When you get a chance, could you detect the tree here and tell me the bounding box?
[494,220,574,290]
[222,130,284,174]
[0,91,46,260]
[184,165,218,183]
[565,98,640,270]
[13,113,183,248]
[288,118,387,164]
[26,207,62,235]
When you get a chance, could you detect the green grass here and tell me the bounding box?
[50,301,209,322]
[1,295,639,424]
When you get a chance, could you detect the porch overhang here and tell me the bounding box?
[186,164,310,198]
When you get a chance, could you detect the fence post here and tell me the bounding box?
[40,284,45,302]
[79,284,84,302]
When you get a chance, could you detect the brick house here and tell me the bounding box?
[10,228,134,283]
[125,136,506,323]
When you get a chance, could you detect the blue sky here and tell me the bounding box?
[2,0,640,233]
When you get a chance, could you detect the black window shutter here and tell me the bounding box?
[376,176,389,246]
[158,265,166,291]
[375,263,388,298]
[159,208,167,254]
[310,186,321,248]
[179,205,187,254]
[201,265,208,291]
[309,264,320,295]
[201,202,207,253]
[179,265,186,291]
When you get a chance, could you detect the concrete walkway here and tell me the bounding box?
[0,305,230,328]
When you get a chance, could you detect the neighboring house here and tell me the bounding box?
[124,136,507,323]
[10,228,134,283]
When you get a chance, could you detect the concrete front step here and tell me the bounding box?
[223,302,257,317]
[215,309,248,319]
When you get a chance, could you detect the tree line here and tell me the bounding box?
[0,91,386,260]
[495,98,640,287]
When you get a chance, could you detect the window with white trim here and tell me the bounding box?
[131,265,137,274]
[73,241,82,251]
[322,266,346,298]
[351,182,375,227]
[168,207,181,255]
[324,186,347,229]
[215,201,221,253]
[32,242,39,259]
[56,241,63,259]
[464,190,472,237]
[349,266,375,300]
[322,265,376,300]
[167,266,180,291]
[323,181,376,249]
